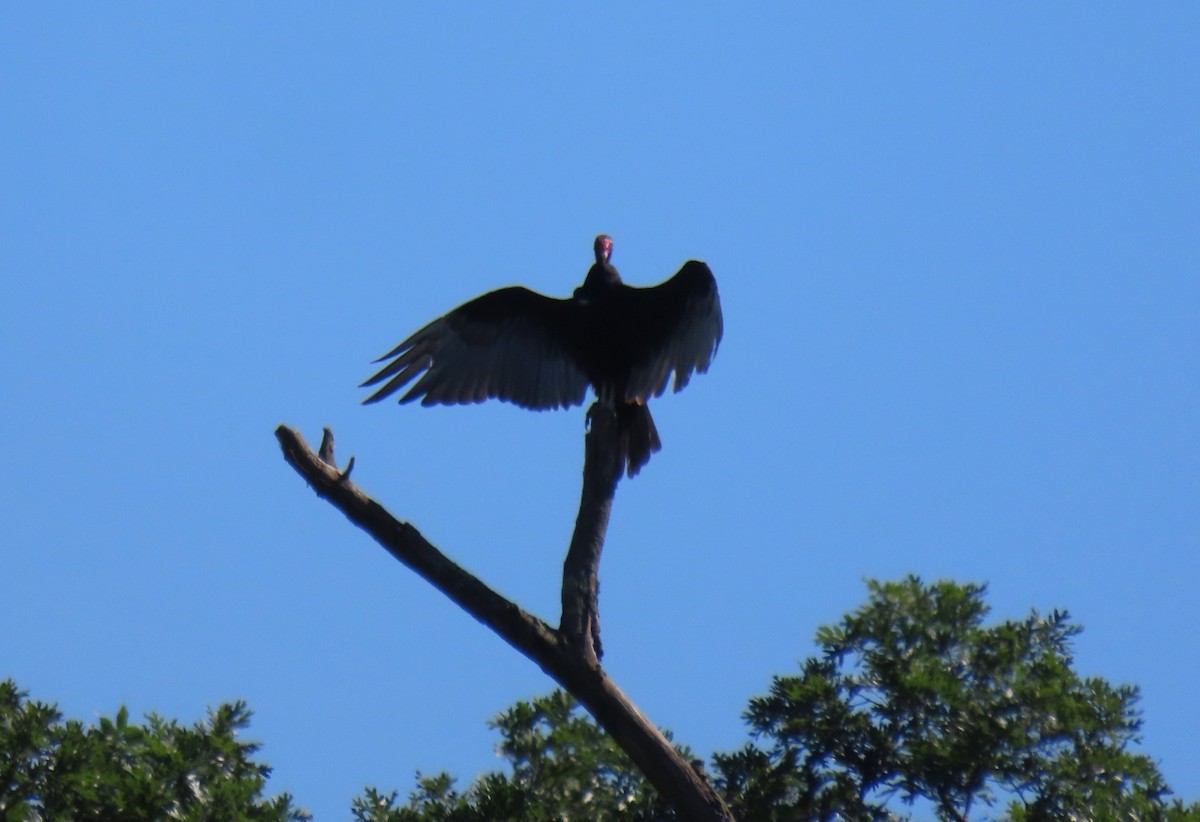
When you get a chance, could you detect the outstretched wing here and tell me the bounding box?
[361,287,590,411]
[621,260,723,402]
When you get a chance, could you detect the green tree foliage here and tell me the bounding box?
[716,576,1198,821]
[0,680,304,821]
[4,578,1197,821]
[351,690,678,822]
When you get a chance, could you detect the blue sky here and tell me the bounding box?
[2,4,1197,818]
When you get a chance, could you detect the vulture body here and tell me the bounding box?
[362,235,722,477]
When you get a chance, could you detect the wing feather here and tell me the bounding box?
[621,260,723,402]
[361,286,589,411]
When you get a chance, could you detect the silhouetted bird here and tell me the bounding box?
[362,235,722,477]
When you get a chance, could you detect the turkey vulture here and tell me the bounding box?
[361,235,722,477]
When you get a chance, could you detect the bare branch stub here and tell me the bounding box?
[318,427,337,465]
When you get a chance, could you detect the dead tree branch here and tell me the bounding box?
[275,413,733,822]
[560,404,622,664]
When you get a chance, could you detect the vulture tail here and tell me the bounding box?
[618,402,662,478]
